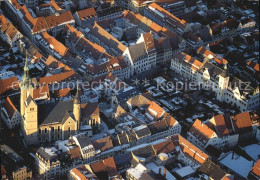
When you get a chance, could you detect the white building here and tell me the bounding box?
[1,97,22,129]
[171,52,259,112]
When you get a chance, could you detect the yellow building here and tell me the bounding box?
[20,56,100,145]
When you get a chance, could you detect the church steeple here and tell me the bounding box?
[20,51,33,117]
[74,83,81,104]
[21,51,33,89]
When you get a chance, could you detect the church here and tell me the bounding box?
[20,56,101,145]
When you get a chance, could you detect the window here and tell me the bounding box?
[45,128,47,134]
[30,108,34,111]
[51,127,54,132]
[58,126,60,132]
[68,127,71,132]
[39,129,41,134]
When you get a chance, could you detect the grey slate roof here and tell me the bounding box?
[128,42,147,62]
[38,100,74,126]
[36,147,58,163]
[75,133,93,149]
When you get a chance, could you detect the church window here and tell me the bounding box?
[68,127,71,132]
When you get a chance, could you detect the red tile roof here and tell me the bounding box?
[0,77,19,95]
[93,136,113,152]
[70,168,88,180]
[3,97,17,119]
[0,14,20,40]
[189,119,215,143]
[251,159,260,177]
[247,60,259,72]
[211,114,230,137]
[232,112,252,133]
[90,157,118,177]
[197,46,227,65]
[148,101,165,118]
[76,7,96,20]
[45,11,74,29]
[41,32,68,57]
[163,113,177,127]
[153,139,175,154]
[171,135,209,164]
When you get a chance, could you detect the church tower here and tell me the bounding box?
[23,95,38,145]
[73,84,81,130]
[20,52,33,117]
[217,63,229,102]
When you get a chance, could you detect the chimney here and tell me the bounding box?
[163,168,167,178]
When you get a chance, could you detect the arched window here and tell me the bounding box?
[68,127,71,132]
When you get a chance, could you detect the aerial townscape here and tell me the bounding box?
[0,0,259,179]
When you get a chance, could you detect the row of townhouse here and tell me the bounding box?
[187,111,259,151]
[210,17,256,42]
[115,0,186,15]
[37,132,213,179]
[85,58,131,81]
[4,0,75,42]
[171,50,259,112]
[84,22,127,57]
[0,14,23,47]
[73,6,124,28]
[144,3,255,49]
[35,0,63,17]
[123,31,185,76]
[62,24,113,65]
[35,31,69,60]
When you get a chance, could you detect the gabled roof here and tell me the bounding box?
[0,77,19,95]
[171,135,209,164]
[38,100,74,125]
[132,145,156,158]
[90,157,117,178]
[0,14,20,40]
[133,125,151,139]
[38,0,62,11]
[199,159,228,180]
[148,120,168,134]
[251,159,260,177]
[189,119,215,144]
[45,11,74,29]
[197,46,227,65]
[74,133,93,149]
[81,102,99,116]
[3,97,17,119]
[209,114,230,137]
[147,101,165,118]
[93,136,113,152]
[163,113,177,127]
[41,32,68,56]
[87,22,127,55]
[232,112,252,133]
[153,139,175,154]
[76,7,96,20]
